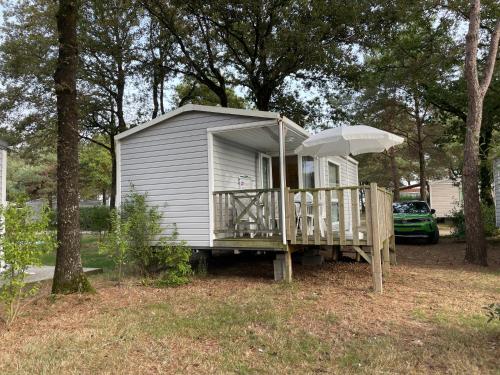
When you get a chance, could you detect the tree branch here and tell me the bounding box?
[464,0,481,93]
[480,20,500,95]
[78,134,112,151]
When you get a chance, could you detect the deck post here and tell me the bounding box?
[274,250,293,282]
[284,249,293,282]
[369,183,383,293]
[278,119,287,245]
[382,238,390,276]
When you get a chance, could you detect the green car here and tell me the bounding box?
[393,201,439,244]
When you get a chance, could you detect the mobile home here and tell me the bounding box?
[116,105,394,285]
[429,179,462,218]
[400,179,462,218]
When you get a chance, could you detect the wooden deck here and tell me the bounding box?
[213,236,285,250]
[213,183,395,292]
[213,233,369,248]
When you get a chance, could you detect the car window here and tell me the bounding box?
[393,202,430,214]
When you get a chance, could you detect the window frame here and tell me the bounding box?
[299,155,316,189]
[327,160,341,187]
[258,153,273,189]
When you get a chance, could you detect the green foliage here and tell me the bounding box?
[7,153,56,202]
[80,206,111,233]
[101,190,192,286]
[482,205,498,238]
[98,210,130,283]
[450,207,465,238]
[153,229,193,287]
[484,303,500,323]
[121,190,163,275]
[398,194,420,202]
[79,140,112,201]
[450,204,497,239]
[0,201,56,325]
[175,79,246,109]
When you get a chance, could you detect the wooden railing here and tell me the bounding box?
[285,183,394,293]
[213,189,281,238]
[285,186,370,246]
[212,184,394,249]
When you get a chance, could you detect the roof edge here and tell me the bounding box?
[115,104,281,141]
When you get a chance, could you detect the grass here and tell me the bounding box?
[0,237,499,374]
[41,234,115,271]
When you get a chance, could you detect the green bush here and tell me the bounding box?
[154,227,193,286]
[98,209,130,284]
[0,201,56,326]
[121,191,164,275]
[482,204,497,237]
[450,204,497,238]
[398,194,421,202]
[80,206,111,233]
[101,190,192,286]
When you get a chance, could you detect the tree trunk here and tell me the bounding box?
[52,0,92,294]
[463,98,487,265]
[462,0,499,266]
[160,72,165,115]
[389,148,400,201]
[152,68,159,119]
[418,141,426,202]
[214,86,228,107]
[116,63,127,132]
[102,189,107,206]
[479,123,494,206]
[414,97,427,202]
[109,134,117,209]
[254,88,272,111]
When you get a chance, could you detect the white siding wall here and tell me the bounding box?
[119,111,264,248]
[495,159,500,227]
[0,149,5,204]
[319,156,359,231]
[429,180,461,218]
[213,136,258,191]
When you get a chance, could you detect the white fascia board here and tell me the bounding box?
[206,120,278,133]
[115,104,280,141]
[115,138,122,208]
[207,132,215,247]
[345,155,359,165]
[282,116,310,138]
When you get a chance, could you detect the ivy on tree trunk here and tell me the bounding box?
[52,0,93,293]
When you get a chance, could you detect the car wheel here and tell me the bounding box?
[428,229,439,244]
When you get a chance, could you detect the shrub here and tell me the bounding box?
[450,204,497,238]
[121,191,163,275]
[398,194,420,202]
[154,228,192,286]
[482,204,497,237]
[98,209,130,284]
[102,190,192,286]
[80,206,111,234]
[0,202,56,326]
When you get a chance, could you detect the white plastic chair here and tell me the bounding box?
[294,192,315,236]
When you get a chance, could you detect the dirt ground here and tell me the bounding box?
[0,238,499,374]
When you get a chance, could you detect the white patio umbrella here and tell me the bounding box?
[295,125,404,157]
